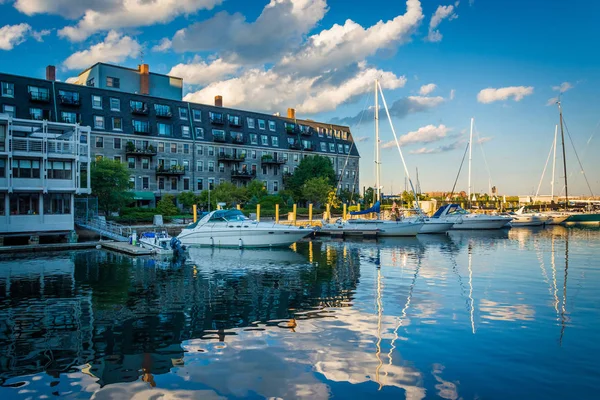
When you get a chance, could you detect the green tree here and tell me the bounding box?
[178,191,199,212]
[364,187,375,206]
[247,179,267,200]
[91,158,132,216]
[302,177,332,206]
[157,194,179,216]
[286,155,336,200]
[338,189,357,205]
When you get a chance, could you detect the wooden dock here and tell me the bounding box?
[101,242,154,256]
[0,242,101,254]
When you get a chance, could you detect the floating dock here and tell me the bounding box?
[100,241,154,256]
[317,227,380,238]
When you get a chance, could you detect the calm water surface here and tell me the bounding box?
[0,226,599,399]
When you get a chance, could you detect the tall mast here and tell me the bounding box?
[468,118,474,206]
[551,124,558,201]
[558,102,568,209]
[375,79,381,203]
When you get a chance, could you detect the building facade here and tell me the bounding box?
[0,115,91,235]
[0,64,360,209]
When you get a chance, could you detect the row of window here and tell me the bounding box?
[1,80,351,140]
[0,159,73,179]
[0,193,71,216]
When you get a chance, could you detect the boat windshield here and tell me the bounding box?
[446,204,468,215]
[208,209,248,222]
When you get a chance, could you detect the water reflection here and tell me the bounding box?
[0,227,598,399]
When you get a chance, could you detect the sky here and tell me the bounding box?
[1,0,599,197]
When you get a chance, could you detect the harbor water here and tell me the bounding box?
[0,226,599,399]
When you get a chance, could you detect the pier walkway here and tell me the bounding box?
[75,218,131,242]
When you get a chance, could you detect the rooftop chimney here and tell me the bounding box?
[139,63,149,95]
[287,108,296,119]
[215,95,223,107]
[46,65,56,81]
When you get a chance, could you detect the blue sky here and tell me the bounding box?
[1,0,599,196]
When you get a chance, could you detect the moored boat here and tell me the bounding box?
[433,204,512,230]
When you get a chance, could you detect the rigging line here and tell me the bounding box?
[473,123,494,192]
[561,116,595,197]
[449,142,470,199]
[535,137,556,198]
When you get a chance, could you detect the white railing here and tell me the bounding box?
[12,138,43,153]
[75,217,132,242]
[10,137,84,156]
[48,140,76,155]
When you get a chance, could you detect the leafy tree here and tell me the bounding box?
[259,195,285,209]
[302,177,333,206]
[338,189,357,205]
[91,158,132,216]
[157,194,179,216]
[364,187,375,206]
[178,191,199,212]
[286,155,336,200]
[247,179,267,200]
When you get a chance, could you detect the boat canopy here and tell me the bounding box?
[207,209,248,222]
[350,201,381,215]
[432,204,467,218]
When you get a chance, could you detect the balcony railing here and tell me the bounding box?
[213,133,227,142]
[261,155,286,165]
[156,165,185,176]
[29,91,50,102]
[131,105,149,115]
[301,127,316,136]
[133,124,151,134]
[58,95,80,106]
[210,114,225,124]
[231,170,256,180]
[288,141,301,150]
[155,109,172,118]
[126,147,157,157]
[11,137,82,156]
[218,153,245,163]
[302,142,314,151]
[231,135,245,144]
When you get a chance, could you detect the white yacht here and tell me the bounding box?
[177,209,313,248]
[509,207,549,227]
[433,204,512,230]
[345,218,424,237]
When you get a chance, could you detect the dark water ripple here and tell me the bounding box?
[0,226,599,399]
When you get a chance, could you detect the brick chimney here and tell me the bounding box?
[287,108,296,119]
[46,65,56,81]
[139,64,149,95]
[214,95,223,107]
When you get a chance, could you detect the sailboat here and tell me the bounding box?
[432,118,512,230]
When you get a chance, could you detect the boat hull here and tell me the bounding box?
[346,219,424,236]
[419,220,454,234]
[178,227,312,248]
[510,215,546,227]
[564,213,600,226]
[449,217,512,230]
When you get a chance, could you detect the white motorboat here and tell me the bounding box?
[509,207,549,227]
[345,217,424,237]
[540,211,570,225]
[433,204,512,230]
[403,215,454,234]
[177,209,313,248]
[138,231,175,255]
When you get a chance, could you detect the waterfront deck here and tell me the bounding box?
[100,242,154,256]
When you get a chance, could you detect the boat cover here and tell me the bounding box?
[350,201,381,215]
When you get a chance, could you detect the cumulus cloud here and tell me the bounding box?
[54,0,223,42]
[332,95,444,126]
[0,23,31,50]
[172,0,328,64]
[476,86,534,103]
[450,89,455,100]
[62,30,141,70]
[152,38,172,53]
[426,2,459,42]
[382,124,451,148]
[419,83,436,95]
[169,57,240,85]
[184,64,406,114]
[277,0,424,75]
[552,82,573,93]
[546,97,559,106]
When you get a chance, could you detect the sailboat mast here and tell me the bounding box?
[375,79,381,203]
[558,102,568,209]
[468,118,474,206]
[551,124,558,201]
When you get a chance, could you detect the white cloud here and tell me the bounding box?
[409,140,461,154]
[355,136,370,142]
[476,136,493,144]
[172,0,328,63]
[152,38,172,53]
[449,89,455,100]
[426,2,459,42]
[277,0,423,75]
[382,124,451,148]
[31,28,51,42]
[476,86,534,103]
[419,83,436,95]
[552,82,573,93]
[169,57,240,85]
[56,0,223,42]
[65,77,78,83]
[62,30,141,70]
[14,0,121,19]
[0,23,31,50]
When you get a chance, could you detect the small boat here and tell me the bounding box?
[433,204,512,230]
[138,231,177,255]
[509,207,549,227]
[541,211,571,225]
[177,209,313,248]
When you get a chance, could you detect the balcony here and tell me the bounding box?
[228,115,243,127]
[155,109,172,118]
[261,155,286,165]
[61,115,80,124]
[288,141,301,150]
[302,142,314,151]
[58,95,80,107]
[213,132,227,143]
[133,123,151,134]
[210,113,225,125]
[126,143,157,158]
[285,125,300,135]
[231,170,256,180]
[156,165,185,177]
[29,91,50,103]
[301,127,316,136]
[218,153,245,163]
[130,104,149,115]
